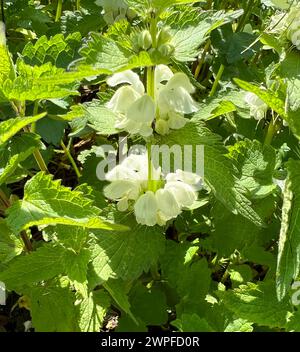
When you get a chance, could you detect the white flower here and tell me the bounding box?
[244,92,268,120]
[104,153,161,211]
[106,65,198,137]
[134,191,158,226]
[104,152,202,226]
[107,70,155,137]
[95,0,131,24]
[155,65,198,134]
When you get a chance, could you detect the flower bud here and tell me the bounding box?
[158,43,175,57]
[157,27,172,47]
[138,30,152,50]
[155,119,170,135]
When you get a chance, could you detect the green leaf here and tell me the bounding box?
[77,289,111,332]
[160,121,264,226]
[228,139,277,198]
[129,283,168,326]
[0,113,46,144]
[224,319,253,332]
[169,10,243,61]
[84,100,119,135]
[1,62,80,102]
[208,196,277,257]
[233,78,286,118]
[89,215,165,284]
[0,43,14,85]
[6,172,128,234]
[276,160,300,300]
[0,133,43,186]
[217,281,292,328]
[78,33,130,72]
[103,279,137,324]
[22,33,82,67]
[171,313,214,332]
[25,283,77,332]
[0,245,66,290]
[0,219,23,264]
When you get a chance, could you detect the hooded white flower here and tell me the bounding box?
[104,153,161,211]
[95,0,134,24]
[103,151,202,226]
[106,65,198,137]
[107,70,155,137]
[244,92,268,120]
[155,65,198,135]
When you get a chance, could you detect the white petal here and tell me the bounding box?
[158,86,198,115]
[165,181,197,208]
[165,72,195,93]
[168,112,187,130]
[166,170,202,186]
[155,65,173,86]
[104,180,140,201]
[155,188,181,220]
[126,94,156,123]
[134,191,158,226]
[107,70,145,95]
[107,86,140,114]
[117,197,129,211]
[105,164,141,182]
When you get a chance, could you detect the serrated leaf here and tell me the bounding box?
[84,100,119,135]
[25,283,77,332]
[169,10,243,62]
[171,313,214,332]
[228,139,277,198]
[6,172,128,234]
[217,281,292,328]
[0,245,66,290]
[208,196,277,257]
[103,279,137,324]
[0,133,43,186]
[276,160,300,300]
[22,33,82,67]
[77,290,111,332]
[160,121,264,226]
[0,62,80,102]
[0,113,46,144]
[89,215,165,284]
[0,219,23,264]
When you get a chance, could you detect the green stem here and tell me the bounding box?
[236,0,254,32]
[146,66,156,192]
[209,64,225,97]
[23,125,49,173]
[31,100,39,133]
[0,188,32,252]
[264,117,277,146]
[55,0,63,22]
[149,13,158,48]
[194,40,211,79]
[61,140,82,178]
[76,0,80,11]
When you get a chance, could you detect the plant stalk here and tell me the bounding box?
[209,64,225,97]
[0,188,32,252]
[55,0,63,22]
[61,140,82,179]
